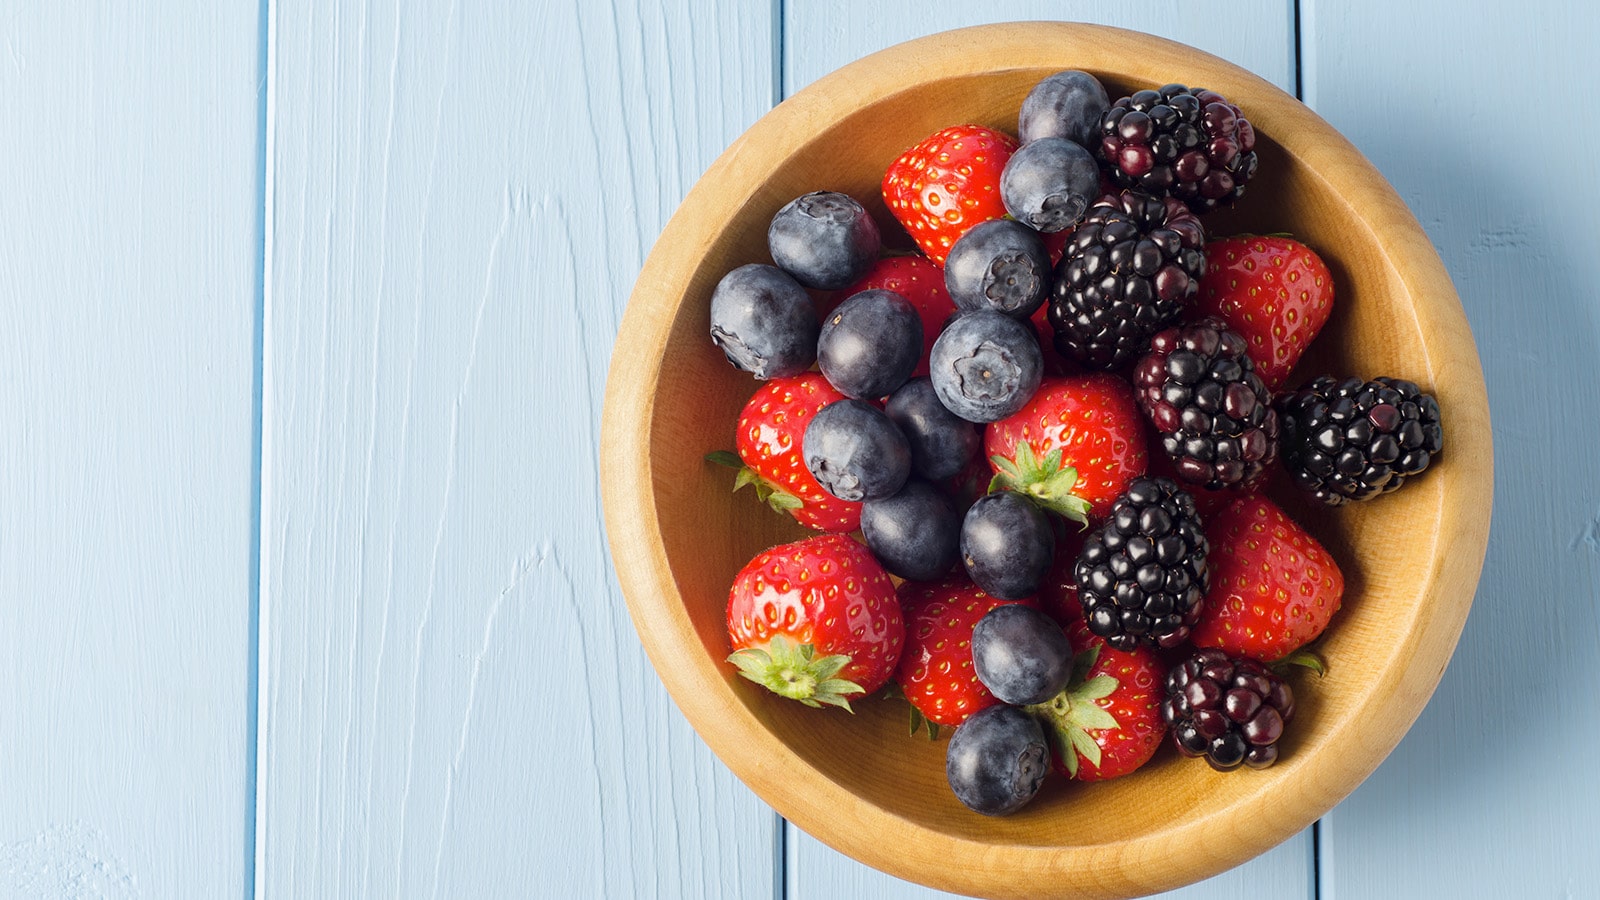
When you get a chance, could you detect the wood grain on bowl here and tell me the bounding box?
[601,22,1491,900]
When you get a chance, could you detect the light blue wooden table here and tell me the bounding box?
[2,2,1595,897]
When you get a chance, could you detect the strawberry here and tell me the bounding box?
[1189,495,1345,662]
[708,373,863,532]
[984,373,1148,525]
[1032,619,1167,782]
[894,575,1037,735]
[726,533,904,710]
[882,124,1019,265]
[1194,235,1335,392]
[841,255,955,378]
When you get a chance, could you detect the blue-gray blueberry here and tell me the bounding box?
[817,288,922,400]
[971,603,1073,705]
[1000,137,1101,233]
[928,310,1042,423]
[708,263,819,380]
[802,399,911,502]
[860,479,962,582]
[884,377,981,480]
[1018,70,1110,147]
[945,704,1049,816]
[944,219,1051,318]
[961,491,1054,601]
[768,191,880,290]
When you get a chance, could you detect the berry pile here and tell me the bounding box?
[700,68,1446,817]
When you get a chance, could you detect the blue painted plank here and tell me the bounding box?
[1302,2,1600,897]
[781,4,1312,898]
[0,3,260,897]
[259,0,780,896]
[784,2,1295,96]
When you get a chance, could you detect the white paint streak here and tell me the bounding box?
[426,548,540,900]
[396,184,510,878]
[0,824,139,899]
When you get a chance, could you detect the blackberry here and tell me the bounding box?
[1134,319,1279,490]
[1163,648,1294,771]
[1048,191,1207,371]
[1276,375,1444,505]
[1097,84,1259,214]
[1075,476,1208,651]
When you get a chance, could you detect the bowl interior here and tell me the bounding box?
[610,23,1488,899]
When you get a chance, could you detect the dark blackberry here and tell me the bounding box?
[1048,191,1207,371]
[1162,648,1294,771]
[1276,375,1444,505]
[1134,319,1279,490]
[1074,476,1208,651]
[1097,84,1259,214]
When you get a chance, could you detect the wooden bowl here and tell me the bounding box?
[601,22,1491,900]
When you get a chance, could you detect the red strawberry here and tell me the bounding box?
[1194,235,1335,391]
[882,124,1019,265]
[708,373,863,532]
[1190,495,1345,662]
[895,575,1037,734]
[984,373,1148,525]
[1035,620,1167,782]
[726,533,904,709]
[841,255,955,378]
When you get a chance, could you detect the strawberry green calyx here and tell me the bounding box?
[988,441,1092,525]
[706,450,803,514]
[1025,645,1120,777]
[1274,647,1328,677]
[727,635,865,712]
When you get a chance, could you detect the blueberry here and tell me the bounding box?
[708,264,819,379]
[1018,70,1110,147]
[884,377,981,480]
[928,310,1043,423]
[945,704,1049,816]
[971,603,1072,705]
[1000,138,1101,234]
[768,191,881,290]
[803,399,911,502]
[860,479,962,582]
[943,220,1052,318]
[961,491,1054,600]
[817,289,922,400]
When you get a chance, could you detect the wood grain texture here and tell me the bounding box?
[1302,2,1600,897]
[0,3,260,898]
[780,6,1313,898]
[605,20,1489,900]
[260,0,779,896]
[788,820,1313,900]
[783,1,1296,97]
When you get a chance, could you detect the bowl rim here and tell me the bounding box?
[601,21,1492,899]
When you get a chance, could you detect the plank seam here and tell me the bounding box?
[1292,0,1304,101]
[250,0,277,896]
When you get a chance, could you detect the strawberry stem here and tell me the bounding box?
[1024,647,1121,778]
[988,441,1092,525]
[1274,647,1328,677]
[727,635,864,712]
[706,450,804,514]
